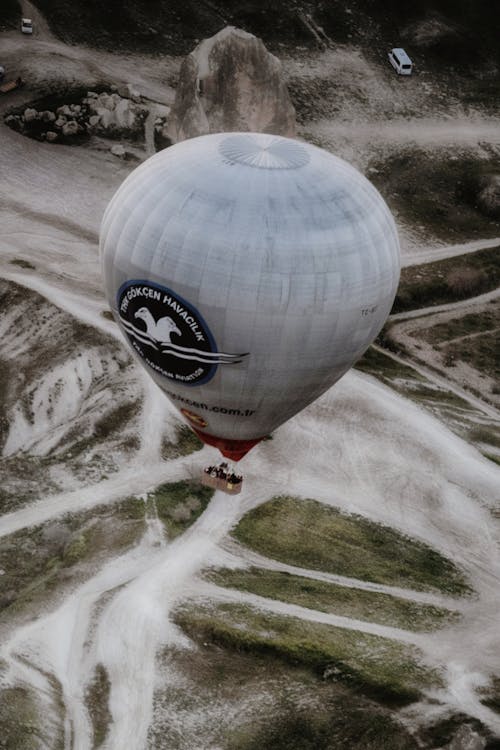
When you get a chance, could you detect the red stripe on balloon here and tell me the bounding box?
[192,428,264,461]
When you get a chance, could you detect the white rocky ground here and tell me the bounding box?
[0,11,500,750]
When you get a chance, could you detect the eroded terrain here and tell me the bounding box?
[1,2,500,748]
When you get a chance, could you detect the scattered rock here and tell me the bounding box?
[4,87,149,145]
[84,91,148,136]
[56,104,72,117]
[117,82,142,102]
[61,120,80,137]
[476,174,500,218]
[4,114,22,131]
[166,25,296,144]
[445,724,486,750]
[40,110,56,123]
[110,144,126,158]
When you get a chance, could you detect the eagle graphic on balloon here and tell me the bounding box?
[100,132,400,493]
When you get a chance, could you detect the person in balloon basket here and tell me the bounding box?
[203,463,242,486]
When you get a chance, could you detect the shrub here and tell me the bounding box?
[445,268,488,297]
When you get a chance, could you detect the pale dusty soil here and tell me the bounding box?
[1,12,500,750]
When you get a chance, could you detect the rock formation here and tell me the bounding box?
[165,26,296,145]
[4,88,148,145]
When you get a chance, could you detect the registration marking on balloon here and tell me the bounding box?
[117,280,248,386]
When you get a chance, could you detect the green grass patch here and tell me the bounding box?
[391,247,500,313]
[480,677,500,715]
[85,664,111,748]
[93,399,142,440]
[230,702,419,750]
[146,480,213,538]
[414,310,499,345]
[356,347,499,455]
[152,644,420,750]
[161,424,204,460]
[444,330,500,381]
[174,602,441,707]
[371,150,500,246]
[233,496,471,596]
[205,567,459,632]
[0,686,50,750]
[0,497,145,618]
[355,345,424,383]
[356,347,477,411]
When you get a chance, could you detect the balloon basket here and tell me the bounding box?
[201,464,243,495]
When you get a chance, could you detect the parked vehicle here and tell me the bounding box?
[0,66,5,83]
[0,77,24,94]
[388,48,412,75]
[21,18,33,34]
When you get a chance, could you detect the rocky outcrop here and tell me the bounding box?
[4,87,148,145]
[165,26,296,144]
[84,91,148,137]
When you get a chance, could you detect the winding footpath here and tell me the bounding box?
[1,19,500,746]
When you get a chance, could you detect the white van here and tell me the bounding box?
[21,18,33,34]
[388,48,412,75]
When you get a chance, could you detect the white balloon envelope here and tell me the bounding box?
[100,132,400,460]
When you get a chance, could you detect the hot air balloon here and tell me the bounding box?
[100,132,400,484]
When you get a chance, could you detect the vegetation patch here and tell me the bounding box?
[9,258,36,270]
[398,305,500,382]
[174,602,441,706]
[232,496,471,596]
[151,645,419,750]
[146,480,213,538]
[0,359,11,453]
[230,702,419,750]
[0,685,50,750]
[356,347,500,458]
[205,567,459,632]
[419,714,492,749]
[0,0,20,30]
[355,346,470,406]
[29,0,226,54]
[391,247,500,314]
[0,496,145,619]
[93,399,142,440]
[370,150,500,244]
[85,664,112,748]
[479,676,500,715]
[410,308,499,344]
[444,330,499,381]
[355,345,424,384]
[161,424,203,460]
